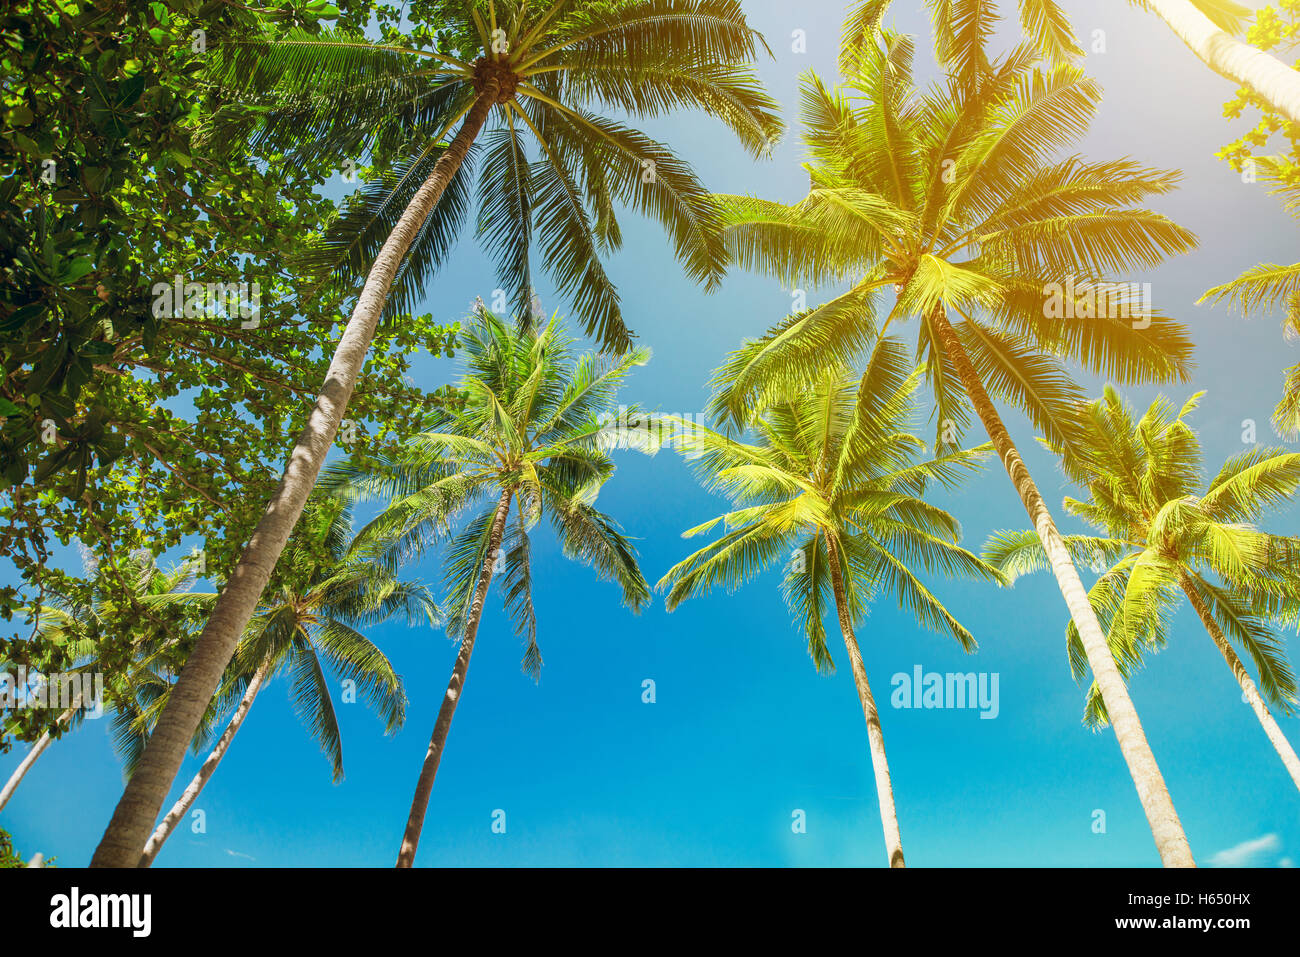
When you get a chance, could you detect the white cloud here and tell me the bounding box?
[1208,834,1280,868]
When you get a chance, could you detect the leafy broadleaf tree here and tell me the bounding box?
[708,22,1202,864]
[135,506,434,866]
[0,0,375,491]
[329,309,651,867]
[0,0,455,778]
[984,387,1300,793]
[1216,2,1300,178]
[0,826,24,868]
[91,0,781,867]
[659,338,1003,867]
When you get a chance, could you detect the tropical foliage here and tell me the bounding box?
[327,309,651,865]
[0,0,456,753]
[1201,1,1300,436]
[659,336,1002,865]
[0,826,24,867]
[703,11,1200,865]
[1,550,212,812]
[135,504,432,865]
[1217,0,1300,179]
[2,0,1300,875]
[1200,164,1300,437]
[2,550,210,754]
[211,0,783,351]
[89,0,783,867]
[984,387,1300,790]
[708,27,1195,439]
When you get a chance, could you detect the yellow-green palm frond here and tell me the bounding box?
[1199,258,1300,439]
[976,207,1197,281]
[991,275,1195,387]
[1201,448,1300,523]
[664,350,992,661]
[839,31,925,210]
[936,63,1102,232]
[782,531,836,672]
[1276,361,1300,440]
[1069,555,1177,727]
[831,337,927,489]
[1200,262,1300,323]
[855,536,979,651]
[954,316,1088,455]
[706,283,883,430]
[878,442,992,495]
[657,518,799,611]
[1016,0,1082,63]
[981,528,1135,584]
[1185,573,1298,713]
[897,255,1004,318]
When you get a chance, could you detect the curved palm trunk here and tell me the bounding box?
[825,536,905,868]
[395,488,512,868]
[0,698,81,813]
[1179,576,1300,793]
[89,85,503,869]
[931,309,1195,867]
[1144,0,1300,124]
[138,662,272,867]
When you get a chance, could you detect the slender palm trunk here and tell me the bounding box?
[1179,576,1300,793]
[89,85,503,869]
[931,309,1195,867]
[395,488,513,868]
[138,662,272,867]
[825,535,905,867]
[1144,0,1300,125]
[0,699,81,813]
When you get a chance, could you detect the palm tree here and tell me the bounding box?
[707,24,1202,864]
[984,387,1300,793]
[1,552,210,813]
[1200,159,1300,438]
[136,507,434,866]
[92,0,782,868]
[658,338,1003,867]
[329,309,651,867]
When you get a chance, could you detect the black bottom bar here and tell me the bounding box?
[1,866,1284,943]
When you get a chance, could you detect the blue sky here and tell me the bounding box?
[4,0,1300,867]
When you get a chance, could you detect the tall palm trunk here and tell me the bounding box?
[1144,0,1300,124]
[0,697,81,812]
[931,309,1195,867]
[825,535,905,868]
[1179,576,1300,793]
[90,84,503,869]
[395,488,513,868]
[138,661,272,867]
